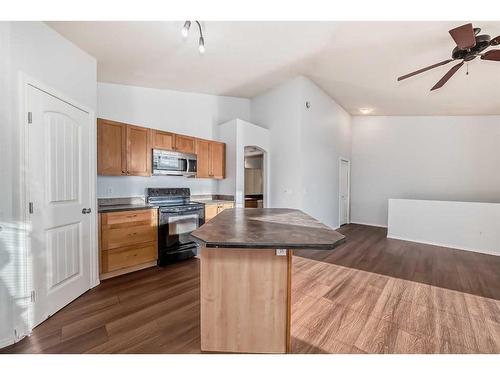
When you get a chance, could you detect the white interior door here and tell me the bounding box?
[28,85,92,328]
[339,159,350,226]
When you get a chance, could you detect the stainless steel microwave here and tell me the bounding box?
[152,149,197,176]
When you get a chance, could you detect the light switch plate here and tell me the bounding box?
[276,249,287,256]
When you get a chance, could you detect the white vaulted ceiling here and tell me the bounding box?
[47,21,500,115]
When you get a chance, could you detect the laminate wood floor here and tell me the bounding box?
[3,224,500,354]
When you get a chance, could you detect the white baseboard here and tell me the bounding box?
[349,221,388,228]
[387,234,500,257]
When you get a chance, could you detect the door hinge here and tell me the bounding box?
[30,290,36,303]
[29,202,34,214]
[27,112,32,124]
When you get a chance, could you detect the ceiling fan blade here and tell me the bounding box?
[397,59,454,81]
[430,61,464,91]
[490,35,500,46]
[449,23,476,50]
[481,49,500,61]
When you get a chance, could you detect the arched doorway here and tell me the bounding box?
[244,146,267,208]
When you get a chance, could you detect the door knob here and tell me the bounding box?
[81,208,91,214]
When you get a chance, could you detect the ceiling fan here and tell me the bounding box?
[397,23,500,90]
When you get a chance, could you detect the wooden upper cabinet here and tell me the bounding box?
[152,129,175,151]
[126,125,152,176]
[175,134,196,154]
[209,142,226,179]
[98,119,127,176]
[98,118,223,179]
[196,139,211,178]
[195,140,225,179]
[97,118,151,176]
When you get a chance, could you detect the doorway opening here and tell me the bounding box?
[339,158,351,226]
[244,146,265,208]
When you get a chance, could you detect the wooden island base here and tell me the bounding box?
[192,208,345,354]
[200,247,292,353]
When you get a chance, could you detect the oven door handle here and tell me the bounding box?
[161,207,203,214]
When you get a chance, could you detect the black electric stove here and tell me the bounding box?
[147,188,205,266]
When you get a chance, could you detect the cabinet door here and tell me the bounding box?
[175,134,196,154]
[209,142,225,179]
[221,202,234,210]
[217,202,234,214]
[97,119,127,175]
[127,125,152,176]
[152,130,175,151]
[205,204,218,222]
[195,139,210,178]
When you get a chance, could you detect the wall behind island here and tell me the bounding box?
[351,115,500,227]
[251,76,352,229]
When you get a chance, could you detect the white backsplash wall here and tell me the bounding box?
[97,176,217,198]
[96,82,251,198]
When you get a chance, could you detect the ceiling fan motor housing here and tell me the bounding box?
[452,34,491,61]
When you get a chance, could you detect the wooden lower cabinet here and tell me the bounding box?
[205,202,234,222]
[102,242,157,273]
[99,208,158,279]
[205,204,219,221]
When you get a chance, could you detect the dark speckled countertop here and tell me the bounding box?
[98,204,158,213]
[190,208,345,250]
[97,197,158,213]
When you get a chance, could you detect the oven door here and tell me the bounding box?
[159,205,205,250]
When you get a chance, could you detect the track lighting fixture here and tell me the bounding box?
[181,21,191,38]
[181,20,205,54]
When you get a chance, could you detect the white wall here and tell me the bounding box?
[216,119,238,198]
[250,76,352,228]
[299,78,351,228]
[0,21,97,348]
[351,116,500,227]
[217,119,270,207]
[96,82,251,198]
[388,199,500,256]
[251,77,303,209]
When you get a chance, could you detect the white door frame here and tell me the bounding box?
[19,73,99,335]
[338,157,351,226]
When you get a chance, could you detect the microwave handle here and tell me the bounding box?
[187,159,197,173]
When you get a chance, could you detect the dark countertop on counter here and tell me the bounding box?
[191,208,345,250]
[98,204,158,213]
[192,199,234,205]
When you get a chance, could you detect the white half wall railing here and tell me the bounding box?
[387,199,500,256]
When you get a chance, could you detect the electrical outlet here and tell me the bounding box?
[275,249,287,256]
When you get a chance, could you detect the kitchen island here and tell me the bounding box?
[190,208,345,353]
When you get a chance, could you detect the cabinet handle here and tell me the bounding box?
[122,170,126,174]
[126,171,130,175]
[128,232,138,236]
[126,214,138,218]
